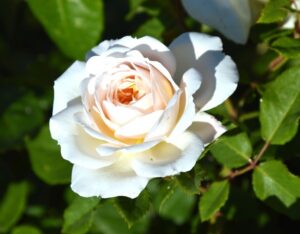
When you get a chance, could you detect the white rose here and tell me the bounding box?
[181,0,267,44]
[282,0,300,29]
[49,32,238,198]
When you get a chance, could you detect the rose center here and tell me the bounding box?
[117,77,139,104]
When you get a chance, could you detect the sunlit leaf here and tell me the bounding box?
[210,132,252,168]
[258,0,290,23]
[253,160,300,207]
[272,37,300,59]
[260,67,300,144]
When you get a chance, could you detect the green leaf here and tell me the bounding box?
[62,196,100,234]
[199,180,230,222]
[158,185,196,225]
[134,17,164,40]
[27,0,104,59]
[91,202,149,234]
[252,160,300,207]
[0,93,45,151]
[126,0,147,19]
[0,182,29,233]
[176,164,204,194]
[26,125,72,185]
[260,67,300,144]
[11,225,42,234]
[272,37,300,59]
[258,0,290,23]
[210,133,252,168]
[113,190,151,228]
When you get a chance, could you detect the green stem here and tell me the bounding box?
[228,141,270,179]
[239,111,259,122]
[225,99,238,122]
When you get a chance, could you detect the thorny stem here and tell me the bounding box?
[228,141,270,180]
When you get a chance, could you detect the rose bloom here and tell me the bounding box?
[50,32,238,198]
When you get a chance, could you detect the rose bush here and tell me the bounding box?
[49,32,238,198]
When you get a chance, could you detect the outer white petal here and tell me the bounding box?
[188,112,226,145]
[71,161,149,198]
[181,0,252,44]
[169,32,222,84]
[53,61,88,115]
[112,36,176,76]
[87,40,113,59]
[50,99,116,169]
[132,131,204,178]
[169,32,239,111]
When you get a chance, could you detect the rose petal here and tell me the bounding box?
[188,112,226,145]
[53,61,88,115]
[74,112,126,146]
[111,36,176,76]
[97,140,160,156]
[169,32,238,111]
[71,161,149,198]
[132,93,153,112]
[132,131,204,177]
[181,0,252,44]
[169,32,222,84]
[102,101,144,125]
[149,60,179,90]
[50,99,116,169]
[168,68,201,139]
[149,63,174,108]
[145,90,181,141]
[87,40,113,59]
[114,110,164,139]
[85,56,117,76]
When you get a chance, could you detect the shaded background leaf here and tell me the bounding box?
[62,195,99,234]
[0,182,29,233]
[113,190,151,228]
[199,180,230,222]
[26,126,72,185]
[27,0,104,59]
